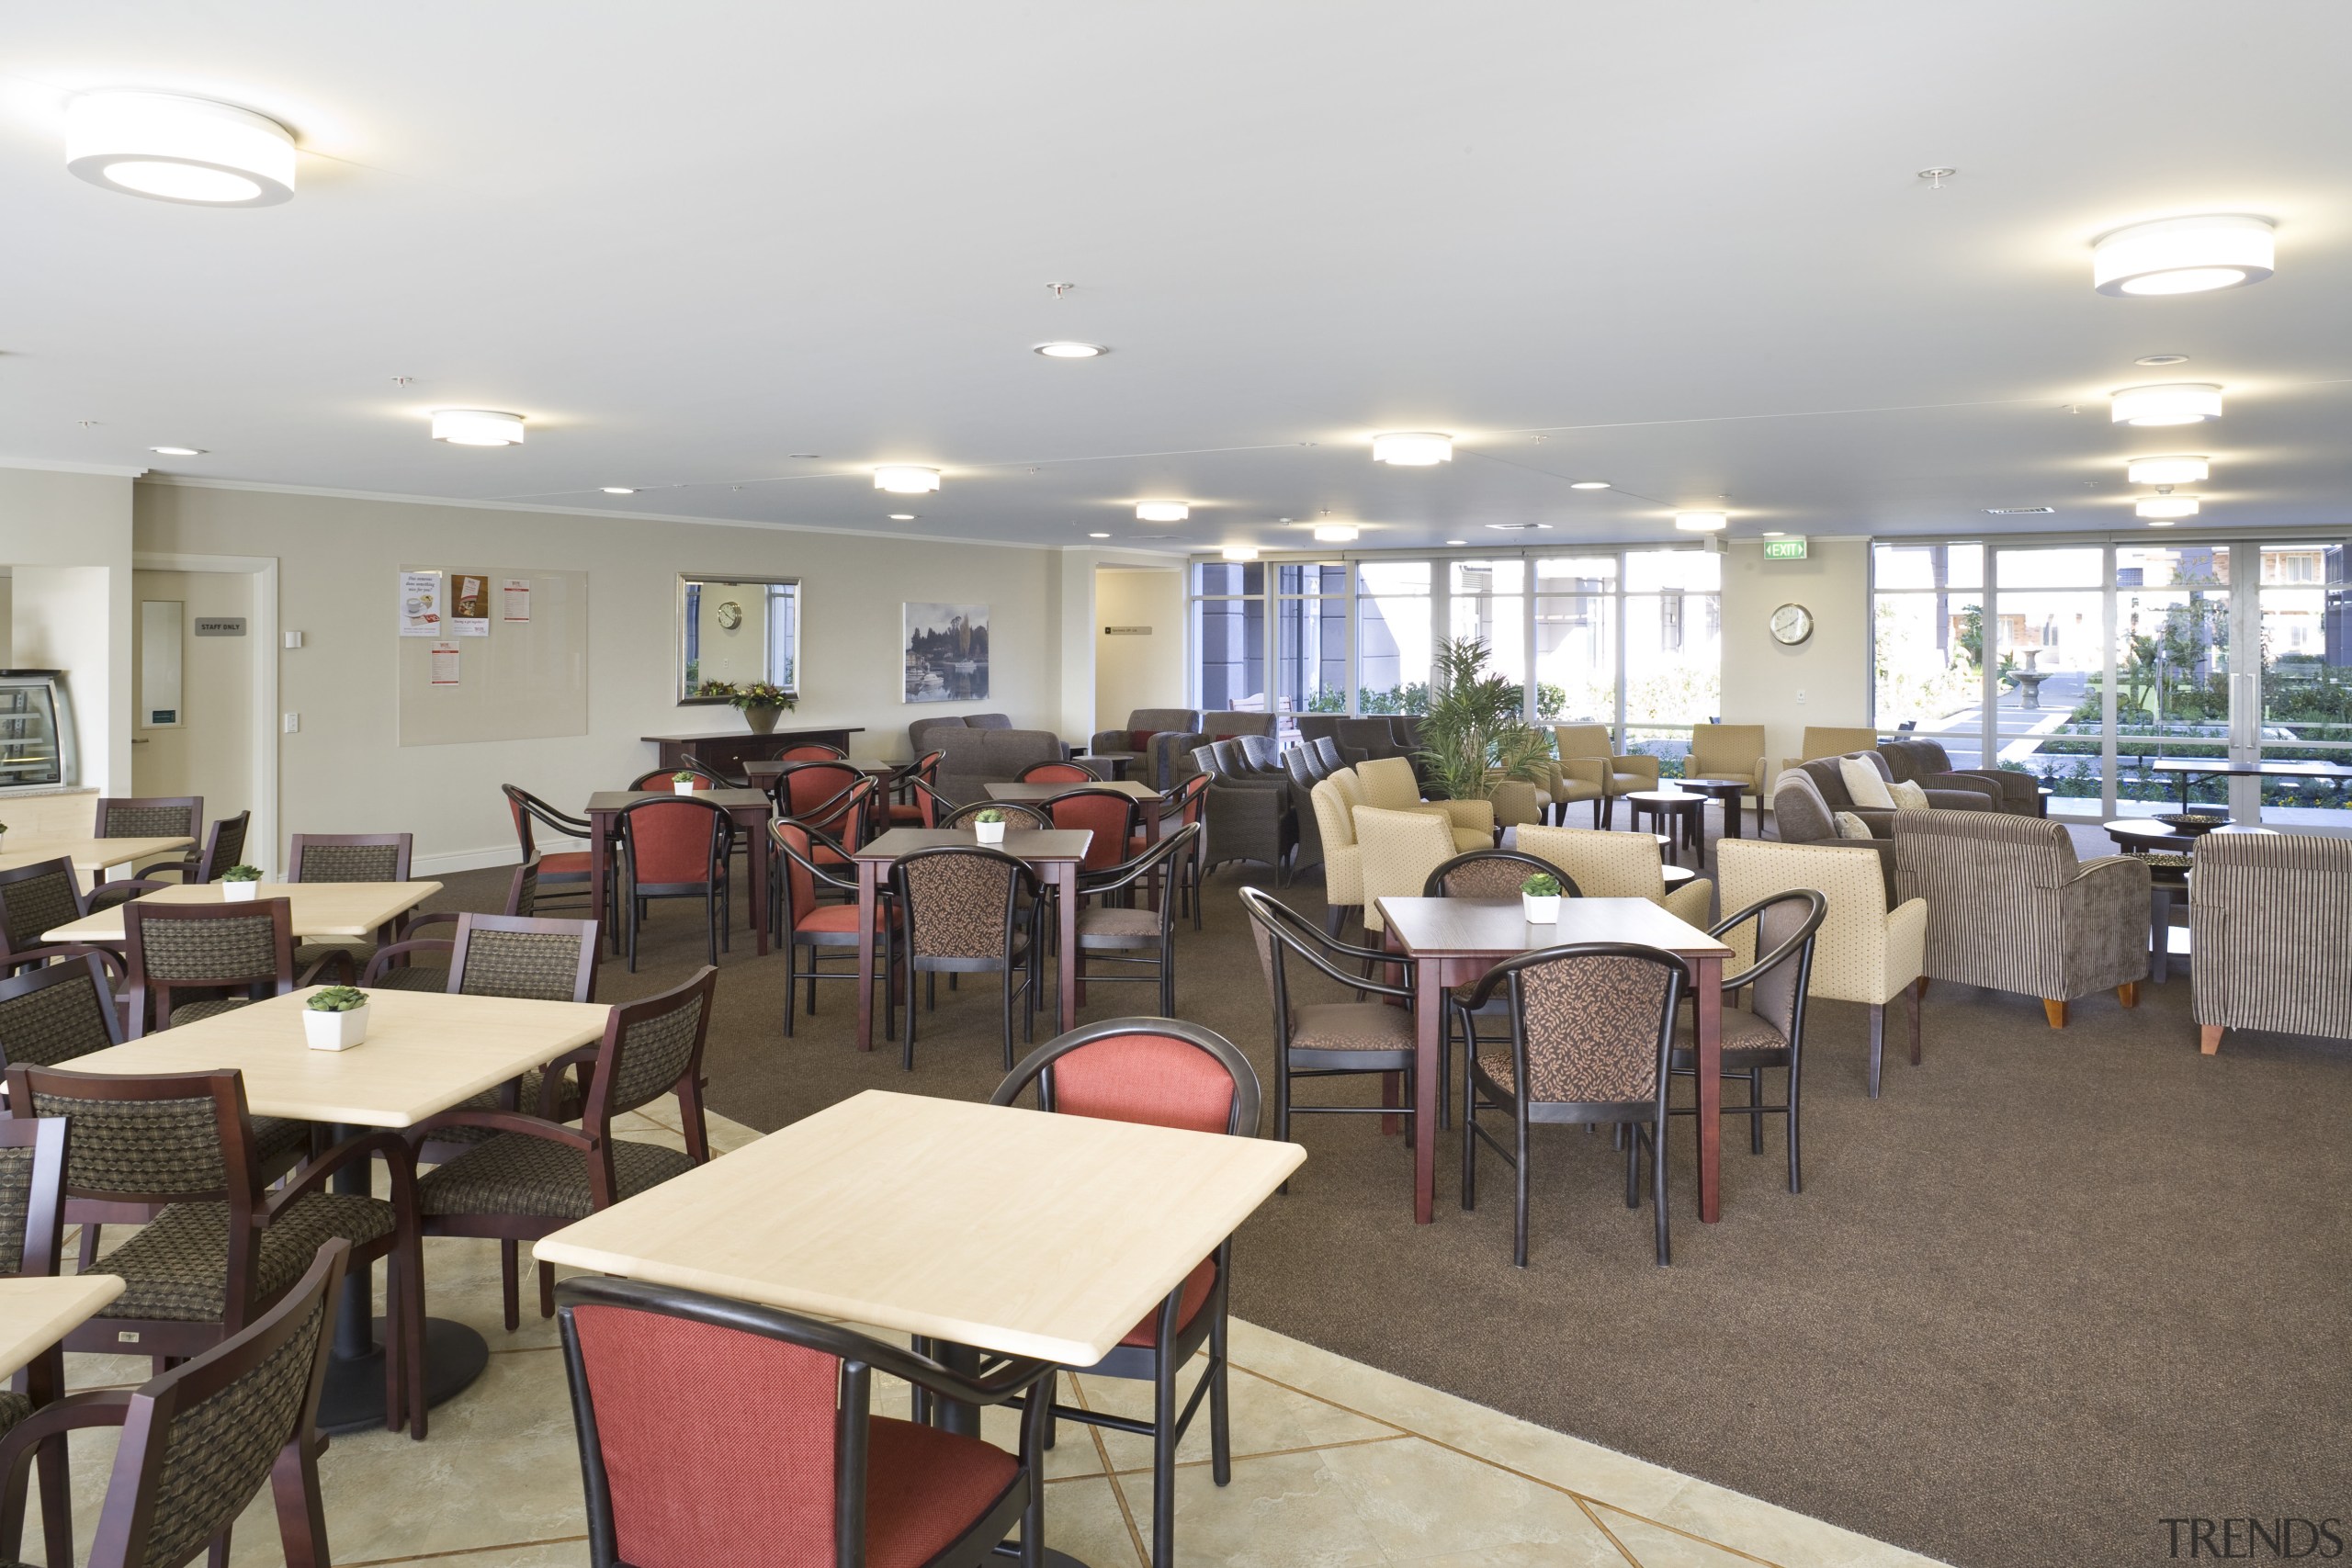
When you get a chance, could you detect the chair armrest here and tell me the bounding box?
[1882,897,1928,997]
[1434,798,1497,835]
[405,1108,599,1150]
[262,1129,418,1219]
[1613,754,1660,787]
[1558,757,1606,789]
[1088,728,1126,755]
[6,945,127,987]
[85,878,175,913]
[397,909,460,941]
[1487,780,1544,828]
[1662,877,1713,928]
[0,1390,135,1493]
[297,949,357,987]
[360,938,455,986]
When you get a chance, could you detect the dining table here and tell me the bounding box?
[0,836,195,883]
[42,879,443,948]
[583,788,775,957]
[0,1275,126,1381]
[849,828,1092,1052]
[1374,896,1735,1225]
[64,985,612,1434]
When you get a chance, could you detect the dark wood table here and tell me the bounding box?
[1677,777,1751,840]
[643,727,865,779]
[2146,756,2352,809]
[1373,896,1733,1225]
[1079,750,1138,782]
[850,829,1093,1052]
[585,789,775,957]
[1624,790,1705,863]
[2104,821,2276,983]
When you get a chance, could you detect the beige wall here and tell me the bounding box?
[0,467,137,793]
[136,483,1072,871]
[130,569,254,817]
[1093,566,1186,731]
[1719,537,1871,776]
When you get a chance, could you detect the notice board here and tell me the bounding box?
[396,567,589,747]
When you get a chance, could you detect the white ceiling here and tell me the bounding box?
[4,1,2349,552]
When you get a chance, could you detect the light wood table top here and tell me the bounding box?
[0,836,193,876]
[985,781,1159,803]
[0,1275,125,1380]
[854,827,1094,864]
[1374,896,1732,961]
[43,881,443,945]
[537,1089,1305,1366]
[584,788,772,812]
[63,987,610,1129]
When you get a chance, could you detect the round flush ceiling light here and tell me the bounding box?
[1312,524,1360,543]
[2136,495,2201,519]
[1570,480,1611,490]
[150,446,204,457]
[887,513,916,521]
[1219,546,1259,561]
[66,91,297,206]
[430,410,526,446]
[2125,456,2210,485]
[874,465,941,494]
[2093,215,2274,297]
[1674,512,1728,532]
[1088,532,1112,539]
[1372,432,1453,466]
[1136,502,1190,523]
[602,486,636,495]
[2109,383,2222,426]
[1034,342,1107,359]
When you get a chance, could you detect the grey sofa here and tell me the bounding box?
[1793,752,1995,821]
[1089,707,1200,790]
[1882,738,2043,816]
[933,728,1069,805]
[909,712,1014,757]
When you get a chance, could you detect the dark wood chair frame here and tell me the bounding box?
[1041,787,1147,882]
[628,764,727,792]
[0,1236,349,1568]
[1159,773,1212,930]
[411,967,718,1331]
[287,831,420,963]
[1421,850,1584,1128]
[1072,826,1199,1017]
[885,750,946,825]
[1666,889,1826,1193]
[988,1019,1261,1568]
[903,774,950,829]
[616,796,734,972]
[556,1273,1055,1568]
[771,821,899,1041]
[122,896,324,1036]
[0,855,135,979]
[12,1063,425,1433]
[503,783,612,922]
[144,808,252,886]
[89,795,204,886]
[373,856,547,958]
[0,1116,74,1568]
[773,741,849,761]
[1457,942,1688,1268]
[889,846,1044,1073]
[937,800,1049,830]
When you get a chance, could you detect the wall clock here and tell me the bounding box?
[715,600,743,631]
[1770,603,1814,646]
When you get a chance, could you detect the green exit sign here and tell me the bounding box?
[1762,537,1809,560]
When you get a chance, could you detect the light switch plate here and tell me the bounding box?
[283,630,304,649]
[283,713,300,734]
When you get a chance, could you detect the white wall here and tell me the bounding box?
[1094,566,1186,730]
[137,483,1081,871]
[0,467,137,792]
[1719,537,1871,774]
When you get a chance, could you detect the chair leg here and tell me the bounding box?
[2116,981,2139,1008]
[1652,1121,1671,1267]
[1786,1065,1803,1195]
[1907,979,1924,1066]
[1747,1067,1765,1154]
[2042,998,2067,1029]
[2199,1024,2225,1055]
[77,1223,99,1272]
[1324,904,1347,938]
[500,1239,520,1332]
[270,1438,332,1568]
[1149,1349,1182,1568]
[1512,1109,1531,1268]
[1460,1061,1478,1212]
[1867,1002,1885,1098]
[903,960,920,1072]
[538,1259,557,1319]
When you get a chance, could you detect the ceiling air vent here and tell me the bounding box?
[1984,506,2055,515]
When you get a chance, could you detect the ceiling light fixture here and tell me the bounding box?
[2126,456,2211,485]
[2110,383,2222,426]
[602,487,636,495]
[2137,494,2201,519]
[1569,480,1611,491]
[1034,342,1107,359]
[1487,523,1550,532]
[1088,532,1111,539]
[1984,506,2056,515]
[65,91,297,206]
[1312,525,1360,543]
[149,446,204,457]
[1761,531,1787,537]
[1219,546,1258,561]
[1674,512,1728,533]
[2134,354,2190,367]
[2093,215,2275,297]
[429,410,526,446]
[1445,539,1467,546]
[874,465,941,494]
[1372,432,1453,466]
[2144,519,2177,528]
[1136,502,1190,523]
[887,513,916,521]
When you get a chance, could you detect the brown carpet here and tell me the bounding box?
[427,846,2352,1568]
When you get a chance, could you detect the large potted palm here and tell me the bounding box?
[1415,637,1555,809]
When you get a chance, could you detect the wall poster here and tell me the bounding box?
[449,573,492,637]
[399,570,444,637]
[904,602,989,704]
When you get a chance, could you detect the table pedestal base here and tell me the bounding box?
[318,1315,489,1436]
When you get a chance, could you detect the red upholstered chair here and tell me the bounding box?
[1044,788,1144,878]
[1073,826,1200,1017]
[775,741,847,761]
[556,1274,1056,1568]
[629,766,722,792]
[1016,761,1094,785]
[902,775,949,829]
[504,784,611,922]
[989,1020,1260,1568]
[771,820,898,1039]
[616,796,733,971]
[771,760,862,823]
[1157,773,1212,929]
[887,750,945,827]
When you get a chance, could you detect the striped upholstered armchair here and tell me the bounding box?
[1893,811,2148,1029]
[2189,830,2352,1055]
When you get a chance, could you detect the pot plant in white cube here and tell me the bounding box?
[971,807,1008,846]
[303,985,371,1051]
[671,771,700,796]
[1521,871,1563,923]
[220,863,264,902]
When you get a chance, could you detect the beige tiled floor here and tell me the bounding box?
[31,1108,1947,1567]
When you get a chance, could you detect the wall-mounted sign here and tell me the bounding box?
[1102,626,1154,636]
[192,617,246,637]
[1762,537,1809,560]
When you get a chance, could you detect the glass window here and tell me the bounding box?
[1873,592,1986,766]
[2114,545,2230,806]
[1191,594,1263,714]
[2259,545,2352,774]
[1534,556,1617,725]
[1273,565,1348,719]
[1623,567,1721,774]
[1192,561,1263,597]
[1447,559,1528,697]
[1358,561,1431,713]
[1872,543,1984,593]
[1624,549,1720,594]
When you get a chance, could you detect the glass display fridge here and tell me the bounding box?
[0,671,77,791]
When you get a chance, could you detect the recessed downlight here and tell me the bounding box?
[1761,531,1787,537]
[1487,523,1550,532]
[2126,456,2210,485]
[1089,532,1112,538]
[2144,519,2178,528]
[874,465,941,493]
[1034,342,1107,359]
[2093,215,2274,297]
[150,446,205,457]
[1445,539,1467,546]
[1569,480,1611,491]
[1674,512,1728,533]
[2110,383,2222,426]
[1136,502,1190,523]
[430,410,526,446]
[1372,432,1453,466]
[64,91,296,207]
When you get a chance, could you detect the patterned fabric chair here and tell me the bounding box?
[989,1020,1261,1568]
[1354,807,1458,935]
[123,897,300,1035]
[416,966,718,1332]
[1189,745,1296,884]
[0,1235,349,1568]
[1554,725,1657,829]
[1881,738,2042,817]
[889,847,1043,1072]
[1894,811,2148,1028]
[1667,890,1825,1191]
[1719,839,1926,1096]
[940,799,1050,830]
[145,808,252,886]
[770,820,897,1041]
[16,1062,424,1436]
[616,795,734,972]
[365,857,545,995]
[557,1274,1055,1568]
[1458,943,1688,1267]
[1424,850,1570,900]
[1241,887,1418,1169]
[1073,826,1199,1018]
[1688,724,1771,807]
[0,1116,72,1567]
[1354,758,1492,852]
[91,795,203,885]
[0,857,119,976]
[2189,830,2352,1055]
[1515,825,1713,928]
[287,830,417,979]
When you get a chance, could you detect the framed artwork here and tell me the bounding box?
[904,602,989,703]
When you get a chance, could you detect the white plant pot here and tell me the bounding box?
[222,880,261,902]
[673,781,697,795]
[1522,893,1561,923]
[973,820,1008,845]
[303,1003,368,1051]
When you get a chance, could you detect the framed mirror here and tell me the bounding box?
[677,575,800,704]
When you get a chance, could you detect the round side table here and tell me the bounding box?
[1625,790,1705,864]
[1677,777,1751,840]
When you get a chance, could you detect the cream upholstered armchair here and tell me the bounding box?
[1553,724,1656,829]
[1310,772,1365,936]
[1689,724,1770,806]
[1517,825,1713,928]
[1719,839,1926,1096]
[1776,726,1880,780]
[1353,807,1460,934]
[2189,830,2352,1055]
[1894,810,2148,1029]
[1355,757,1493,853]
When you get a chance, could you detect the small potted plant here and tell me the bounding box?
[971,807,1008,845]
[302,985,371,1051]
[671,770,701,795]
[1521,871,1564,923]
[220,863,265,902]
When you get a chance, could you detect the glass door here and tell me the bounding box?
[2114,543,2231,813]
[2255,543,2352,823]
[1986,547,2108,812]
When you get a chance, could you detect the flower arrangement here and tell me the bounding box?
[696,680,796,711]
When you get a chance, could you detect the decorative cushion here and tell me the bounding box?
[1887,779,1930,810]
[1834,811,1876,840]
[1129,728,1159,752]
[1117,1257,1216,1348]
[97,1192,395,1323]
[1838,756,1896,810]
[418,1134,693,1221]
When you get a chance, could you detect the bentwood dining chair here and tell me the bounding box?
[616,795,734,970]
[504,783,611,920]
[939,800,1049,830]
[628,765,723,792]
[1238,887,1417,1173]
[989,1019,1261,1568]
[890,846,1043,1072]
[556,1274,1055,1568]
[1046,787,1145,880]
[0,1115,73,1568]
[1073,826,1199,1017]
[769,760,862,824]
[1668,890,1825,1192]
[1423,849,1575,900]
[903,773,950,829]
[1459,942,1688,1267]
[775,741,848,761]
[1159,773,1212,929]
[771,819,898,1039]
[0,1237,350,1568]
[887,750,946,828]
[1018,760,1096,785]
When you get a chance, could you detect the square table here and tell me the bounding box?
[585,789,775,957]
[0,1275,125,1381]
[66,985,612,1432]
[0,836,194,882]
[850,829,1093,1051]
[1374,896,1735,1225]
[984,780,1160,806]
[42,880,443,947]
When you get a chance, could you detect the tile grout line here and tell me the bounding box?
[1099,1429,1414,1478]
[1072,1375,1151,1568]
[1589,1502,1795,1568]
[1571,1494,1652,1568]
[340,1535,590,1567]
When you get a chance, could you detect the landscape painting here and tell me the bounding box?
[904,602,989,703]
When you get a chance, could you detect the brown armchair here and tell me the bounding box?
[1882,738,2044,816]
